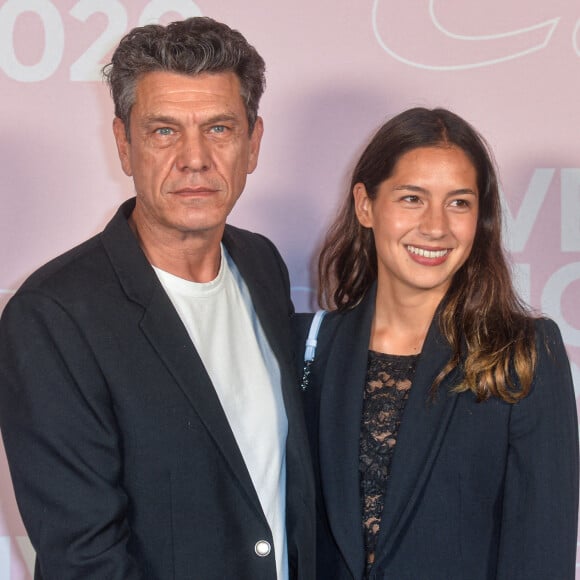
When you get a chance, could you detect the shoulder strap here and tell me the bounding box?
[301,309,327,390]
[304,309,328,362]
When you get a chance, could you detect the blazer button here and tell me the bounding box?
[254,540,271,557]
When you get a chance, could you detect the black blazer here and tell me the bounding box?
[0,199,315,580]
[294,288,578,580]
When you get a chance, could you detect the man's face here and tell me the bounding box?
[113,70,263,243]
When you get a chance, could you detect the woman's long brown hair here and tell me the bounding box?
[318,108,536,402]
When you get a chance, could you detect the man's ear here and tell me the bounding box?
[353,182,373,228]
[247,116,264,174]
[112,117,133,177]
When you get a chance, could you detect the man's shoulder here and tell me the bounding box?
[16,200,137,301]
[0,232,117,330]
[19,233,106,297]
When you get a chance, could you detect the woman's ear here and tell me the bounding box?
[353,183,373,228]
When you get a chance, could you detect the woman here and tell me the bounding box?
[295,107,579,579]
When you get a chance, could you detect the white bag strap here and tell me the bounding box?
[304,309,328,363]
[301,309,327,391]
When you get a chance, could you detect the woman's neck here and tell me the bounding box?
[369,283,444,355]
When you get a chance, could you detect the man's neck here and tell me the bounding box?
[128,213,223,283]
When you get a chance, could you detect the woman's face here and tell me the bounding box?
[354,145,479,301]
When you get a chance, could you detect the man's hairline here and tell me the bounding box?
[118,69,257,141]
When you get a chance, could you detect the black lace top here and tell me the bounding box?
[359,350,420,576]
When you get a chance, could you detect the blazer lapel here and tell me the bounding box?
[318,291,377,579]
[222,227,292,365]
[139,288,265,514]
[375,315,461,562]
[223,227,316,567]
[221,228,302,425]
[100,202,265,521]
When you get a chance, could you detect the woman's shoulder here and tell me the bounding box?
[531,316,566,355]
[522,316,574,402]
[533,315,559,332]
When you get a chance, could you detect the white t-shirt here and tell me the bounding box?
[153,245,288,580]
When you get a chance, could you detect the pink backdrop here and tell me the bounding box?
[1,0,579,576]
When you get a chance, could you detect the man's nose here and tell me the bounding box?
[175,129,211,172]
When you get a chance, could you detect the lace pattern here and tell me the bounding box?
[359,350,419,576]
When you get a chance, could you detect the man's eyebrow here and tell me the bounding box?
[200,113,241,126]
[141,114,180,127]
[140,113,242,127]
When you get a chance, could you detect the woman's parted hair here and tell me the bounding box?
[318,107,537,403]
[102,17,265,137]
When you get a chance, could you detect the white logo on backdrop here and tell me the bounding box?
[0,0,203,82]
[574,20,580,56]
[501,168,580,350]
[372,0,559,70]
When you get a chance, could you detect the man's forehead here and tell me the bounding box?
[126,70,250,133]
[134,70,243,103]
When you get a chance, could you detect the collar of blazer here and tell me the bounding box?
[97,198,288,525]
[100,199,293,370]
[318,285,461,577]
[222,223,310,487]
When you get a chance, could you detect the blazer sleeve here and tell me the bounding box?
[0,291,142,580]
[496,318,579,580]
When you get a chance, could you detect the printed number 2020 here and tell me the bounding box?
[0,0,202,82]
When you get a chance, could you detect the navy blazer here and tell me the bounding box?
[0,199,315,580]
[294,288,578,580]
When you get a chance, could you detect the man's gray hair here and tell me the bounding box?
[103,17,266,137]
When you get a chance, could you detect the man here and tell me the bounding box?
[0,17,314,579]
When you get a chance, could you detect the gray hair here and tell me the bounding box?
[102,17,266,137]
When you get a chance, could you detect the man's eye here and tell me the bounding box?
[401,195,420,203]
[210,125,227,134]
[155,127,174,135]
